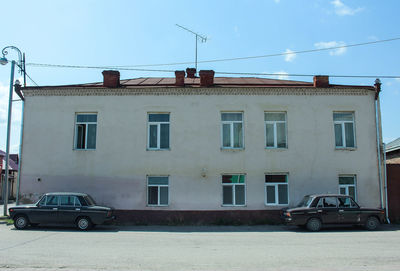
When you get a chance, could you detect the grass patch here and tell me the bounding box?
[0,217,13,225]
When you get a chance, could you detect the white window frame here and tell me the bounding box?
[221,174,246,206]
[333,112,356,148]
[147,176,169,206]
[265,174,289,206]
[147,113,170,150]
[221,112,244,149]
[74,113,97,150]
[264,112,287,149]
[339,175,357,201]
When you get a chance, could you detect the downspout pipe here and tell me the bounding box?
[383,143,390,223]
[15,82,24,205]
[374,79,385,212]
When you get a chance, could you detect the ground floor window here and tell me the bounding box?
[265,174,288,205]
[222,174,246,206]
[147,176,169,206]
[339,175,356,200]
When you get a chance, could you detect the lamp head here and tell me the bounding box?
[0,57,8,65]
[15,79,21,85]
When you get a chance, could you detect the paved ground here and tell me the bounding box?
[0,223,399,271]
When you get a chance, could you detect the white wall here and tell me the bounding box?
[19,88,380,209]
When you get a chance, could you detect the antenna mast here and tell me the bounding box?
[176,24,207,74]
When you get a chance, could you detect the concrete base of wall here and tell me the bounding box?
[113,210,282,225]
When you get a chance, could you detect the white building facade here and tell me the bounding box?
[18,70,384,223]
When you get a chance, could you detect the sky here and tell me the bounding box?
[0,0,399,153]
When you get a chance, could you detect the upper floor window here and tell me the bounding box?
[333,112,355,148]
[222,174,246,206]
[75,114,97,150]
[148,113,170,150]
[265,112,287,148]
[339,175,357,200]
[265,174,289,205]
[221,112,243,149]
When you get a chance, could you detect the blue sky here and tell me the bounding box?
[1,0,399,153]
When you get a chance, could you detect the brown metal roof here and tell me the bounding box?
[22,76,375,90]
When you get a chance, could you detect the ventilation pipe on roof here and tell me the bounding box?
[186,68,196,78]
[102,70,120,88]
[313,75,329,88]
[175,70,185,87]
[199,70,215,87]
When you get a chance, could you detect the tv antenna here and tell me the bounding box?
[176,24,207,73]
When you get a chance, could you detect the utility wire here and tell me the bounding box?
[26,36,400,68]
[16,63,39,86]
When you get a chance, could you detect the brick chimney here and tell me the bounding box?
[175,70,185,87]
[199,70,215,87]
[186,68,196,78]
[102,70,120,88]
[313,75,329,88]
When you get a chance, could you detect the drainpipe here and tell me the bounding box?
[374,79,384,211]
[383,143,390,223]
[14,81,24,205]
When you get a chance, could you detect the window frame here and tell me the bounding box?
[265,174,289,206]
[264,112,287,149]
[147,113,170,150]
[74,113,97,150]
[338,175,357,201]
[221,174,246,206]
[220,112,244,149]
[147,176,169,207]
[333,112,356,149]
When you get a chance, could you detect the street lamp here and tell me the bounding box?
[1,46,24,216]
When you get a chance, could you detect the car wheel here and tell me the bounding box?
[365,216,380,231]
[76,217,92,231]
[306,218,322,232]
[14,215,29,230]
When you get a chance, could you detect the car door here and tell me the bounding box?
[316,197,339,224]
[58,195,81,223]
[29,195,59,223]
[337,196,360,224]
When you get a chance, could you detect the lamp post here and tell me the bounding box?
[1,46,24,216]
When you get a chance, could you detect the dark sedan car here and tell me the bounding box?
[9,192,115,230]
[282,194,385,231]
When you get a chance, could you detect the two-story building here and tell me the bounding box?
[17,69,385,224]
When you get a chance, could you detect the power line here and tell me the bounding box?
[215,71,400,79]
[26,36,400,68]
[16,63,39,86]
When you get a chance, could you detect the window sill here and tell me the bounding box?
[335,147,357,151]
[265,204,289,207]
[147,148,171,151]
[147,205,169,207]
[265,147,287,151]
[73,149,96,151]
[221,204,247,207]
[220,148,245,151]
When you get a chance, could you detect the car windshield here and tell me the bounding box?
[84,195,97,206]
[297,196,314,207]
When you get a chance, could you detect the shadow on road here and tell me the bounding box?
[6,223,400,233]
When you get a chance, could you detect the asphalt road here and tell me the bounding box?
[0,223,399,271]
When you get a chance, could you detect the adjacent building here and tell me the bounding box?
[16,69,385,223]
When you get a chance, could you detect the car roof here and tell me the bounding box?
[44,192,88,196]
[307,194,352,198]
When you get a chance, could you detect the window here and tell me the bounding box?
[148,113,170,150]
[338,197,358,208]
[265,112,287,148]
[221,112,243,149]
[59,196,81,207]
[339,175,357,200]
[317,197,338,208]
[147,176,169,206]
[222,174,245,206]
[333,112,355,148]
[75,114,97,150]
[45,195,59,206]
[265,174,288,205]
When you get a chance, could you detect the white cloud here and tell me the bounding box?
[331,0,363,16]
[272,71,289,80]
[0,80,22,126]
[314,41,347,56]
[284,49,296,62]
[274,0,281,3]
